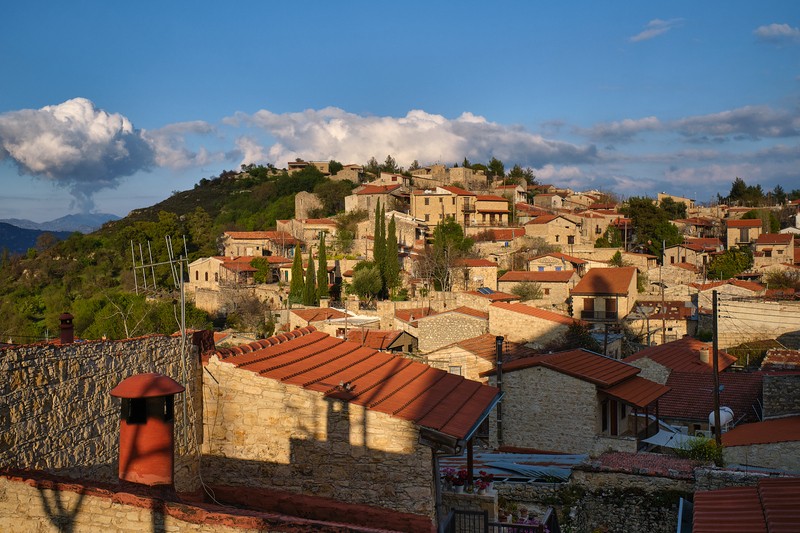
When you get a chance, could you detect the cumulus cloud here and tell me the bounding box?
[673,105,800,141]
[143,120,222,169]
[630,18,683,43]
[581,116,662,142]
[754,23,800,44]
[0,98,155,212]
[225,107,597,169]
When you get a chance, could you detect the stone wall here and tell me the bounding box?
[763,374,800,418]
[201,355,436,521]
[488,304,569,345]
[423,346,494,382]
[0,336,202,493]
[724,440,800,472]
[417,313,488,353]
[626,358,671,385]
[697,297,800,349]
[294,191,323,220]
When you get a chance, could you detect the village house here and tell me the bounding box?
[344,183,405,214]
[523,214,581,248]
[563,192,602,210]
[287,159,331,175]
[288,307,350,331]
[488,301,578,346]
[423,333,539,381]
[657,192,695,210]
[415,306,489,353]
[625,301,697,346]
[619,251,658,271]
[492,183,527,204]
[724,218,762,248]
[346,328,418,353]
[497,270,579,308]
[410,185,476,227]
[393,306,438,335]
[473,194,511,226]
[663,238,723,269]
[569,267,639,323]
[575,211,615,243]
[753,233,795,269]
[527,251,588,275]
[221,230,301,258]
[623,336,737,384]
[450,258,499,291]
[481,349,670,455]
[276,218,338,249]
[531,193,564,210]
[671,217,715,238]
[204,327,501,525]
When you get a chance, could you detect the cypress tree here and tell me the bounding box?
[385,214,400,297]
[317,235,329,299]
[289,243,304,304]
[373,200,385,277]
[379,205,387,297]
[303,250,317,306]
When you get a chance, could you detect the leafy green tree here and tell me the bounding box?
[317,235,329,299]
[707,246,753,280]
[408,160,421,171]
[251,257,271,284]
[510,282,543,302]
[417,218,474,291]
[621,197,682,258]
[302,250,317,306]
[380,155,400,174]
[488,157,505,178]
[595,226,623,248]
[742,209,779,233]
[772,185,786,205]
[365,157,380,177]
[313,180,353,215]
[328,160,344,175]
[289,244,304,304]
[385,215,400,297]
[508,164,535,183]
[659,197,687,220]
[349,263,382,304]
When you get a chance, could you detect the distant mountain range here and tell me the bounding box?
[0,213,120,255]
[0,213,120,234]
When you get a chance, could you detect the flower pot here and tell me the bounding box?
[453,485,464,493]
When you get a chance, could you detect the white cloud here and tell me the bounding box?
[673,105,800,141]
[754,23,800,44]
[226,107,597,170]
[630,18,683,43]
[143,121,223,168]
[582,116,662,142]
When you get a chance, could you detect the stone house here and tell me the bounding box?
[570,267,639,323]
[204,327,501,525]
[623,336,737,384]
[276,218,338,249]
[531,193,564,210]
[722,415,800,472]
[492,184,527,204]
[523,214,581,248]
[393,306,438,335]
[690,279,766,312]
[562,192,603,210]
[488,301,577,346]
[188,256,259,290]
[289,307,349,330]
[620,252,658,271]
[331,164,364,183]
[410,185,476,227]
[481,349,670,455]
[753,233,795,268]
[497,270,579,307]
[221,230,301,258]
[415,306,489,353]
[423,333,539,382]
[663,239,724,270]
[372,172,412,187]
[671,217,715,238]
[575,211,614,243]
[344,183,405,214]
[624,302,697,346]
[656,192,695,210]
[528,251,588,276]
[346,328,418,353]
[450,258,499,291]
[724,218,762,249]
[473,194,510,227]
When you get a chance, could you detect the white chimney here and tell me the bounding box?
[699,347,710,364]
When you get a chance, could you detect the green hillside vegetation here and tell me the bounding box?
[0,164,353,342]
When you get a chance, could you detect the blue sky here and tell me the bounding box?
[1,1,799,222]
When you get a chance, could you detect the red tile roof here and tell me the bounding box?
[624,337,736,373]
[489,228,526,241]
[603,376,671,409]
[498,348,640,387]
[219,256,258,272]
[722,415,800,446]
[355,184,402,195]
[530,252,588,265]
[761,349,800,371]
[291,308,348,323]
[726,218,763,228]
[224,230,299,245]
[525,214,559,225]
[499,270,575,283]
[454,258,498,268]
[440,185,476,196]
[466,290,518,302]
[395,307,438,325]
[690,279,765,293]
[755,233,794,245]
[693,478,800,533]
[658,371,763,423]
[587,451,697,479]
[476,194,507,202]
[213,327,500,441]
[490,302,577,326]
[571,267,637,295]
[453,333,541,363]
[346,329,405,350]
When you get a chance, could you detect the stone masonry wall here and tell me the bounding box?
[488,304,568,346]
[724,440,800,472]
[201,356,435,520]
[763,374,800,418]
[698,298,800,349]
[489,367,601,454]
[0,336,202,493]
[627,358,671,385]
[417,313,488,353]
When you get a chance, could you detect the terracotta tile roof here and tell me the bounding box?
[570,267,637,295]
[214,327,500,441]
[693,478,800,533]
[440,185,476,196]
[466,290,518,302]
[494,184,521,190]
[417,306,488,321]
[224,230,299,245]
[726,218,763,228]
[476,194,507,202]
[624,337,736,373]
[489,228,526,241]
[499,270,575,283]
[658,371,763,423]
[530,252,587,265]
[515,203,548,215]
[761,349,800,371]
[291,308,348,323]
[490,302,577,326]
[675,262,699,272]
[685,237,724,247]
[355,184,402,195]
[524,214,559,225]
[498,348,640,387]
[395,307,438,325]
[346,329,404,350]
[690,279,765,292]
[454,258,497,268]
[603,376,671,408]
[454,333,540,363]
[219,256,258,272]
[755,233,793,245]
[722,415,800,446]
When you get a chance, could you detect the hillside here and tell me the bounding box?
[0,223,73,255]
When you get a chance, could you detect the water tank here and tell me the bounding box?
[708,406,734,427]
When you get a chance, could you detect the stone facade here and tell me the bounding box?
[0,336,202,493]
[763,374,800,418]
[294,191,323,220]
[724,440,800,472]
[626,357,671,385]
[423,345,494,381]
[201,355,436,521]
[488,303,571,346]
[699,298,800,349]
[416,311,488,353]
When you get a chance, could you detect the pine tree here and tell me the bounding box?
[289,243,304,304]
[385,214,400,297]
[303,250,317,306]
[317,235,329,300]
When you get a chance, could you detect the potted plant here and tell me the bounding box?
[478,470,494,493]
[452,469,468,493]
[441,467,457,491]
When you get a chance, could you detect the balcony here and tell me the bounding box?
[462,203,476,213]
[581,310,618,321]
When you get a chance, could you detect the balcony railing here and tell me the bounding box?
[581,310,618,321]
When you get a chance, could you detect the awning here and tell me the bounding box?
[602,376,670,409]
[642,429,694,450]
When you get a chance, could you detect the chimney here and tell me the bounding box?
[59,313,74,345]
[110,373,185,489]
[699,347,710,364]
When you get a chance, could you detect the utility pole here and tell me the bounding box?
[660,240,666,345]
[712,290,722,447]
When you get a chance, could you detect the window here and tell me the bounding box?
[204,272,208,282]
[544,288,550,295]
[439,197,443,203]
[555,266,562,271]
[452,197,456,205]
[214,273,219,282]
[448,366,462,376]
[195,271,199,281]
[424,198,430,206]
[538,266,545,272]
[567,235,575,245]
[555,235,560,243]
[425,214,430,221]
